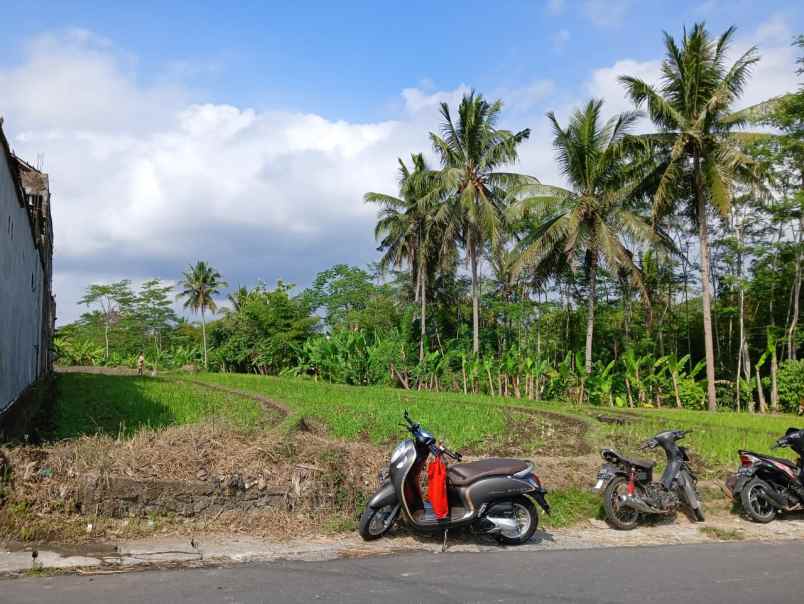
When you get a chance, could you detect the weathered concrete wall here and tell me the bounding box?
[0,132,45,413]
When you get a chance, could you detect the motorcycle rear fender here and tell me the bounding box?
[367,480,399,509]
[598,462,626,477]
[530,488,551,514]
[727,469,755,496]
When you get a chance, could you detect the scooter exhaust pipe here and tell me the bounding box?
[482,515,519,533]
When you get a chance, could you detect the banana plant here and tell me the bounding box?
[655,354,690,408]
[588,360,616,407]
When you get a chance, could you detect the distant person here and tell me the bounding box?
[137,353,145,376]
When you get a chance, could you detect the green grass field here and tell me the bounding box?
[188,372,548,452]
[54,371,800,470]
[54,372,271,438]
[189,372,800,470]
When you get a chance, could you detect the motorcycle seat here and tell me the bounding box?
[621,456,656,470]
[447,458,531,486]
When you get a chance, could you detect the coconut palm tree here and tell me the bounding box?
[430,91,532,355]
[366,153,447,363]
[512,99,662,377]
[178,261,227,369]
[620,23,761,410]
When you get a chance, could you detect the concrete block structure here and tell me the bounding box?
[0,117,55,419]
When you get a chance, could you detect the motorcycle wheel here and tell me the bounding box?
[740,479,777,523]
[603,476,640,530]
[495,496,539,546]
[358,504,398,540]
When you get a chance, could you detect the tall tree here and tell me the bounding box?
[621,24,761,410]
[78,280,135,360]
[513,99,658,377]
[430,91,532,354]
[177,261,227,369]
[136,279,177,367]
[366,153,446,362]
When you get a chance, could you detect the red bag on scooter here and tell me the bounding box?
[427,456,449,519]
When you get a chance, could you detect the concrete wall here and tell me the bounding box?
[0,141,45,412]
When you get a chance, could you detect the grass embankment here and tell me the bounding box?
[189,372,799,471]
[13,371,797,541]
[53,372,271,438]
[187,373,562,453]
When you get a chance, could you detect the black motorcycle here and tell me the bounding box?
[358,411,550,545]
[726,427,804,523]
[593,430,705,529]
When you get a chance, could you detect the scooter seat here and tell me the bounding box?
[447,458,531,486]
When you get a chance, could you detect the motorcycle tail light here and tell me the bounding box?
[739,453,754,467]
[529,473,542,488]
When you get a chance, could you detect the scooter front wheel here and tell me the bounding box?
[358,504,399,540]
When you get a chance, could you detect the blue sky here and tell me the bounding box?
[0,1,801,323]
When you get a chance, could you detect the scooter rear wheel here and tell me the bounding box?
[740,478,776,523]
[495,496,539,546]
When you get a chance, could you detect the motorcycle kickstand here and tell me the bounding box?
[441,528,448,553]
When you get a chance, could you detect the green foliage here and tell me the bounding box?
[775,359,804,412]
[211,281,317,374]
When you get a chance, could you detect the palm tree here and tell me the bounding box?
[366,153,445,363]
[430,91,532,355]
[178,261,227,369]
[620,24,761,410]
[513,99,661,377]
[226,286,250,313]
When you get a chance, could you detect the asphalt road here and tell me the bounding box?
[3,541,800,603]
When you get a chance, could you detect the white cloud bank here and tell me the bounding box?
[0,17,798,323]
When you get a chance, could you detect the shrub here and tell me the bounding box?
[776,359,804,412]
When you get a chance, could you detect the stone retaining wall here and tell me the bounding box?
[78,473,289,518]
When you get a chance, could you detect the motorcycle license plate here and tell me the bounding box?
[593,470,612,491]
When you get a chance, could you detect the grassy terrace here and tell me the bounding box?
[188,372,800,470]
[54,372,272,438]
[53,371,800,470]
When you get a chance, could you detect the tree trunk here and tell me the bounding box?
[787,210,803,360]
[671,370,682,409]
[585,254,597,375]
[625,378,634,408]
[756,365,767,413]
[419,267,427,364]
[696,168,718,411]
[736,220,745,413]
[486,366,495,396]
[469,240,481,356]
[104,322,110,360]
[770,342,780,412]
[201,307,208,370]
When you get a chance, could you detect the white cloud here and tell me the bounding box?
[584,15,800,117]
[582,0,632,27]
[2,33,562,324]
[586,58,661,116]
